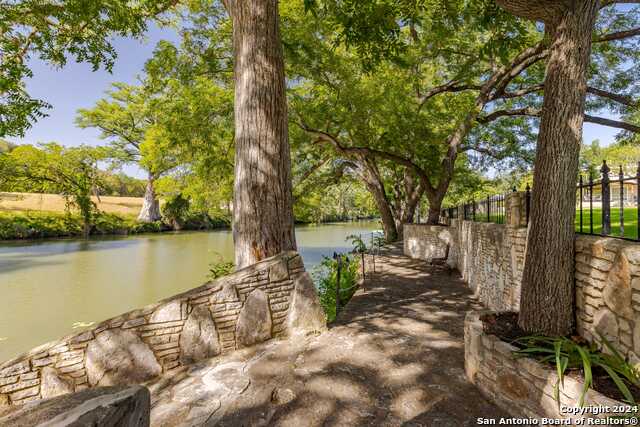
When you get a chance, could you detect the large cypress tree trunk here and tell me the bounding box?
[516,2,600,336]
[225,0,297,269]
[137,173,161,223]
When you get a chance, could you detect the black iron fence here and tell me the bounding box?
[576,161,640,241]
[441,193,508,225]
[440,160,640,242]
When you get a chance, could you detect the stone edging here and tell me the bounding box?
[465,310,625,424]
[0,251,326,407]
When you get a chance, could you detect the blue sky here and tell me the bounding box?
[6,19,626,179]
[10,24,179,178]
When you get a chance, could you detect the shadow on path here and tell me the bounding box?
[149,245,507,426]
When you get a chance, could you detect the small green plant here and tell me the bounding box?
[207,253,234,280]
[346,234,367,253]
[514,334,640,408]
[371,234,386,249]
[312,254,359,322]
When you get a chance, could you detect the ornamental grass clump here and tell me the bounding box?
[513,334,640,410]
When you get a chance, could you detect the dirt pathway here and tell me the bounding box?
[148,246,507,426]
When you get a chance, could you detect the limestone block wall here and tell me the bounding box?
[574,236,640,363]
[405,191,640,361]
[453,221,527,312]
[0,251,325,407]
[465,311,621,422]
[403,225,451,262]
[404,219,527,312]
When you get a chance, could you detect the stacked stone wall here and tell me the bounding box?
[404,191,640,361]
[453,220,526,312]
[0,251,325,407]
[574,236,640,364]
[465,311,622,423]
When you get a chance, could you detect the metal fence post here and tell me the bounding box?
[334,252,341,317]
[487,195,490,222]
[579,174,583,233]
[472,199,476,222]
[371,232,376,273]
[620,165,625,237]
[589,172,594,234]
[637,162,640,240]
[525,184,531,225]
[601,160,611,235]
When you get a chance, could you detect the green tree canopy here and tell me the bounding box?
[0,0,179,137]
[0,142,107,235]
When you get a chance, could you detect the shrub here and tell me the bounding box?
[162,194,191,230]
[312,254,359,322]
[0,211,80,239]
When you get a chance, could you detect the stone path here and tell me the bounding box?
[147,246,508,426]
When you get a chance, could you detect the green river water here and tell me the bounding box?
[0,221,379,362]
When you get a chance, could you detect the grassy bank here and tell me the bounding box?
[0,211,228,240]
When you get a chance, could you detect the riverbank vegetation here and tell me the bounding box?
[0,210,227,240]
[313,254,360,323]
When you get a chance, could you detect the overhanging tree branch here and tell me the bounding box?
[498,84,544,99]
[601,0,640,8]
[476,107,541,124]
[594,27,640,43]
[294,121,437,194]
[495,84,637,107]
[477,108,640,133]
[586,87,638,106]
[417,80,481,111]
[584,115,640,133]
[495,0,566,24]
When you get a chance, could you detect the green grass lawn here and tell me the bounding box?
[575,207,639,240]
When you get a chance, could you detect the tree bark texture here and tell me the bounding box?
[425,190,447,225]
[137,174,161,223]
[226,0,297,269]
[358,157,399,242]
[391,172,425,239]
[514,0,600,336]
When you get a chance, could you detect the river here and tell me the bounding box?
[0,221,380,362]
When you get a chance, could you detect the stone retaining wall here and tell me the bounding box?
[0,385,150,426]
[465,311,622,423]
[0,251,325,407]
[404,191,640,361]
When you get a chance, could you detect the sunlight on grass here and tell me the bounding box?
[575,207,639,239]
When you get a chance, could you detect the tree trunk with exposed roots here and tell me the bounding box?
[137,174,161,223]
